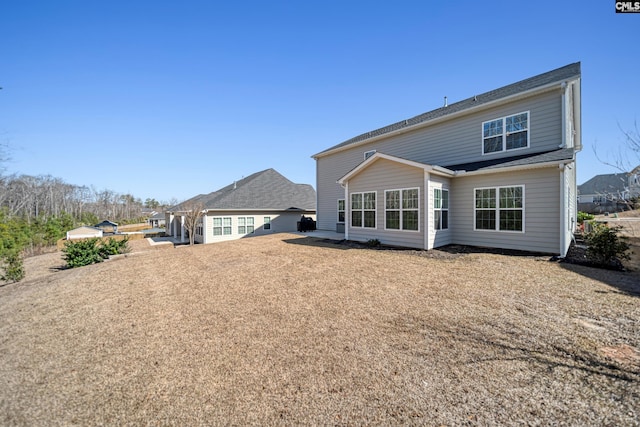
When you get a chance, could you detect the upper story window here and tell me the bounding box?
[482,112,529,155]
[364,150,376,160]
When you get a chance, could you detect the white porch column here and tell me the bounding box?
[181,215,186,242]
[424,170,430,250]
[201,213,207,244]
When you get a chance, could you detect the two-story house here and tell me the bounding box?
[312,63,581,256]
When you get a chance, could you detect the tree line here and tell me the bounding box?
[0,170,176,283]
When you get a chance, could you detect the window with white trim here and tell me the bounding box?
[364,150,376,160]
[474,186,524,232]
[337,199,345,223]
[213,217,232,236]
[482,112,529,154]
[238,217,255,234]
[385,188,419,231]
[434,188,449,230]
[264,216,271,230]
[351,191,376,228]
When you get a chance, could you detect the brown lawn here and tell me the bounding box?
[1,233,639,425]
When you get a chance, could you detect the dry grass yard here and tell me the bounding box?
[1,233,639,425]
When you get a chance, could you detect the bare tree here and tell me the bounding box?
[179,201,205,246]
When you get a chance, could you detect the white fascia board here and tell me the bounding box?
[337,152,454,185]
[313,80,569,160]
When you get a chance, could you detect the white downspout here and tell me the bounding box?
[424,170,430,250]
[559,164,566,256]
[559,82,567,148]
[344,182,349,240]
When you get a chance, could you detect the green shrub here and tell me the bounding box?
[584,224,631,268]
[63,237,130,268]
[62,238,104,268]
[366,238,381,247]
[577,211,595,224]
[1,250,25,283]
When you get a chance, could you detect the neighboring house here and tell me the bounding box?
[94,220,118,234]
[165,169,316,244]
[312,63,582,256]
[66,226,103,240]
[148,211,166,228]
[578,168,639,213]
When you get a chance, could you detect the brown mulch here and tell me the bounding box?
[1,234,639,425]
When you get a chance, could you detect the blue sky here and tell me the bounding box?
[1,1,639,203]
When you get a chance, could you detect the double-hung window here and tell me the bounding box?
[351,192,376,228]
[238,217,254,234]
[482,112,529,154]
[474,186,524,232]
[264,217,271,230]
[385,188,419,231]
[434,188,449,230]
[213,217,232,236]
[337,199,345,223]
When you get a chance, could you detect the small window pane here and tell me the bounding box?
[434,189,441,209]
[484,136,502,153]
[475,210,496,230]
[338,199,345,210]
[363,192,376,209]
[442,190,449,209]
[386,191,399,209]
[506,131,527,150]
[403,210,419,231]
[483,119,502,137]
[506,113,527,132]
[434,210,441,230]
[351,193,362,209]
[213,218,222,227]
[500,210,522,231]
[363,211,376,228]
[386,211,400,229]
[403,189,419,209]
[352,210,362,227]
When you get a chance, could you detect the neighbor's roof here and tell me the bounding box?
[170,169,316,212]
[578,172,628,195]
[313,62,581,158]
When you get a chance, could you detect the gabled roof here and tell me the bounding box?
[578,172,628,195]
[313,62,581,158]
[95,220,118,227]
[170,169,316,212]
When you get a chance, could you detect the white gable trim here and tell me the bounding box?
[337,152,454,185]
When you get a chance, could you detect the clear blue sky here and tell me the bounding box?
[1,1,638,203]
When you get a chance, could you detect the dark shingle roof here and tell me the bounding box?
[443,148,575,172]
[578,173,628,195]
[171,169,316,212]
[313,62,581,157]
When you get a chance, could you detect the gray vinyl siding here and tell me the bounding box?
[204,211,315,243]
[450,167,561,254]
[316,90,562,231]
[347,159,424,249]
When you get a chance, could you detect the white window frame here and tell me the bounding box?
[264,216,271,230]
[384,188,420,232]
[351,191,376,228]
[213,217,232,236]
[482,111,530,155]
[364,150,376,160]
[337,199,345,223]
[434,188,449,230]
[473,185,525,233]
[238,217,255,235]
